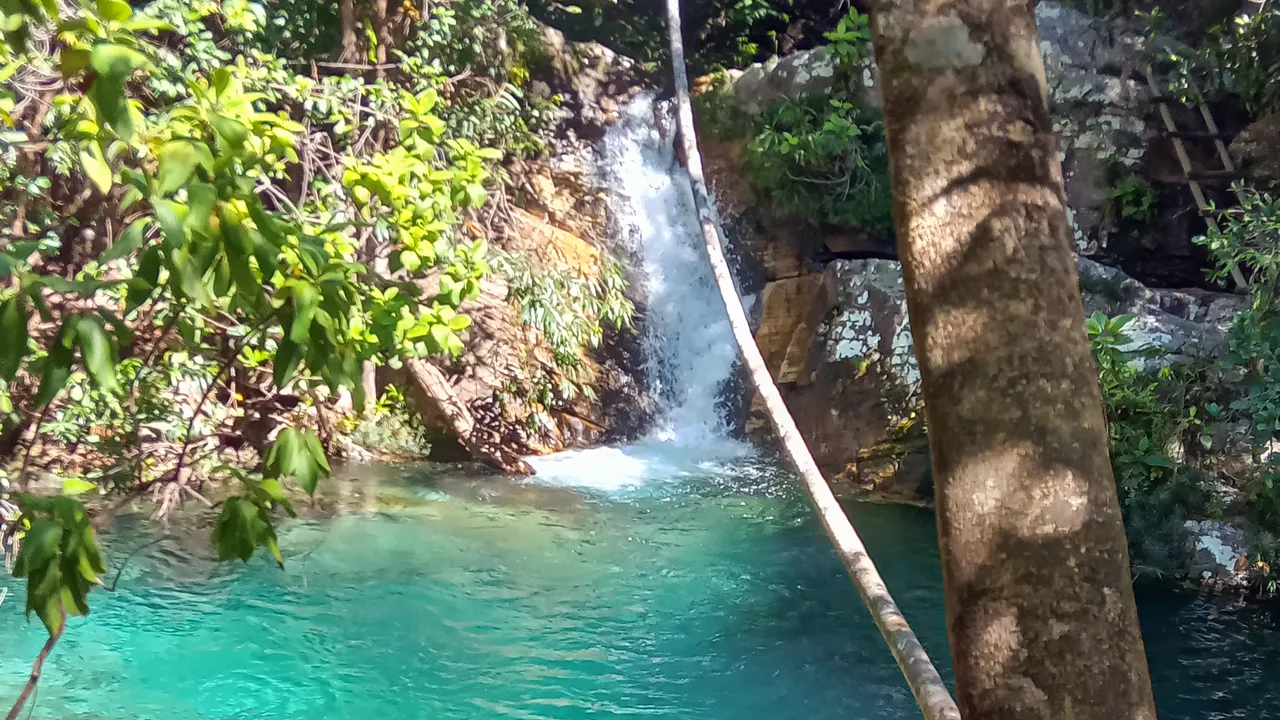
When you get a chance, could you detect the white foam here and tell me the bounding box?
[527,96,754,492]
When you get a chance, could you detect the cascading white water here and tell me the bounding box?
[606,96,743,445]
[525,96,755,489]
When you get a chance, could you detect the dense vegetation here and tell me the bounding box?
[0,0,637,648]
[1078,3,1280,590]
[696,7,893,233]
[529,0,846,73]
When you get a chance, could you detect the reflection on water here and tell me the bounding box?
[0,460,1276,719]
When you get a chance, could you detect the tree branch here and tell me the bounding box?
[5,613,63,720]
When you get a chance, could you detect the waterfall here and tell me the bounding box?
[602,95,742,445]
[525,96,754,489]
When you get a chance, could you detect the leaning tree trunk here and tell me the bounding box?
[865,1,1159,718]
[664,2,959,718]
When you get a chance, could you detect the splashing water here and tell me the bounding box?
[603,96,743,446]
[528,97,751,489]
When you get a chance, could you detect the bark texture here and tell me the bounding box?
[666,1,959,718]
[404,358,533,475]
[865,1,1158,718]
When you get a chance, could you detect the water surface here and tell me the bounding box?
[0,458,1277,719]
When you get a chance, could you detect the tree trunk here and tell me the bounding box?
[373,0,390,78]
[338,0,359,63]
[361,360,378,416]
[865,1,1158,718]
[403,358,533,475]
[664,2,959,718]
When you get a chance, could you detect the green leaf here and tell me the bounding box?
[301,429,331,475]
[127,245,163,311]
[464,183,487,208]
[288,284,319,344]
[0,296,29,381]
[89,74,132,138]
[448,313,472,332]
[1143,455,1171,468]
[153,199,187,248]
[121,17,173,33]
[59,48,91,78]
[212,497,264,563]
[76,316,119,393]
[156,140,202,195]
[61,478,98,496]
[210,113,249,149]
[185,182,217,235]
[211,67,233,96]
[35,323,76,407]
[13,518,62,578]
[99,219,147,263]
[1109,314,1137,332]
[167,247,211,307]
[400,250,421,273]
[428,324,453,355]
[96,0,132,21]
[89,43,148,80]
[264,533,284,567]
[264,427,329,495]
[273,336,304,388]
[120,185,144,210]
[80,144,112,193]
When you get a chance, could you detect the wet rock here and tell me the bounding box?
[1184,519,1252,588]
[529,24,643,143]
[755,273,833,384]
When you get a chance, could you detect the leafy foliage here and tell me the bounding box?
[529,0,810,72]
[1146,5,1280,115]
[500,254,633,372]
[0,0,577,634]
[744,93,891,230]
[10,494,106,635]
[1107,173,1158,226]
[1086,312,1214,576]
[696,8,891,232]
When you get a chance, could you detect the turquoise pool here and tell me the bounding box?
[0,458,1277,719]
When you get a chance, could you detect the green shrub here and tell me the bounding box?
[743,94,892,230]
[1145,5,1280,115]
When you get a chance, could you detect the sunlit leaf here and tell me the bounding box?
[61,478,98,496]
[96,0,132,22]
[80,144,112,193]
[89,43,148,80]
[156,139,202,195]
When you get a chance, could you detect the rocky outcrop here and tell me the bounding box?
[1231,111,1280,184]
[706,2,1244,289]
[744,256,1241,502]
[1184,519,1254,590]
[1076,256,1243,363]
[528,25,644,143]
